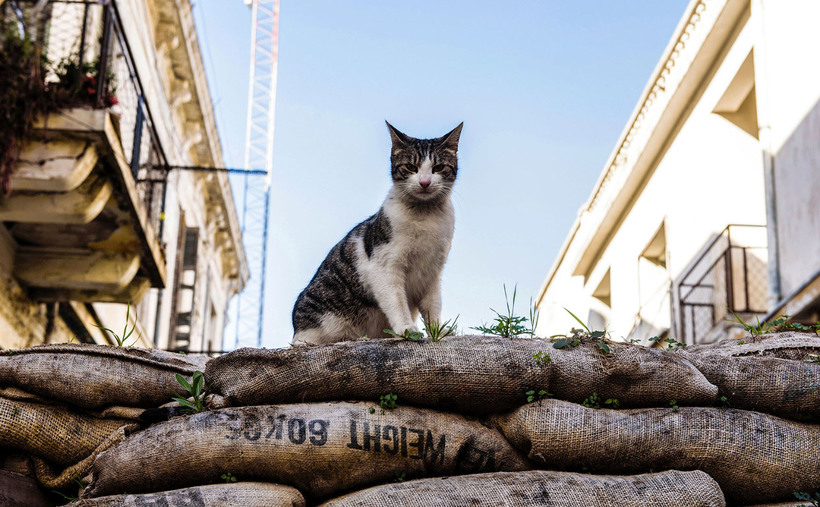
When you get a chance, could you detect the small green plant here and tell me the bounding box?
[525,389,551,403]
[551,308,608,352]
[806,355,820,364]
[471,284,534,338]
[728,313,770,337]
[729,313,820,337]
[384,328,424,341]
[171,371,206,414]
[532,350,551,365]
[582,392,601,409]
[738,340,745,345]
[552,336,581,349]
[669,400,680,412]
[581,393,619,409]
[380,393,398,411]
[394,471,407,483]
[793,490,820,507]
[648,335,686,351]
[11,405,19,416]
[423,315,459,342]
[221,472,237,483]
[94,303,139,347]
[528,297,540,337]
[718,395,729,407]
[368,407,376,414]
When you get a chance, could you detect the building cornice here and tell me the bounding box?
[538,0,750,304]
[149,0,249,289]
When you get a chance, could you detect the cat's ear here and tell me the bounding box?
[437,122,463,151]
[386,121,412,148]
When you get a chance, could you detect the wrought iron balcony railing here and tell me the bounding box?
[676,225,768,344]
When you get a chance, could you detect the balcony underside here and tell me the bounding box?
[2,108,165,303]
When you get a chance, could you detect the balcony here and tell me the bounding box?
[1,0,168,302]
[675,225,768,344]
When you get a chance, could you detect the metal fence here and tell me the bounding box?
[3,0,168,236]
[677,225,768,344]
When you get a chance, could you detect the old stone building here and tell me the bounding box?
[0,0,248,351]
[536,0,820,344]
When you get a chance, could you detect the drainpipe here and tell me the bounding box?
[751,0,781,309]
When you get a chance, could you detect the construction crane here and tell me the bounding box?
[232,0,280,349]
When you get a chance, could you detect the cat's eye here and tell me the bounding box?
[432,164,450,173]
[401,164,417,173]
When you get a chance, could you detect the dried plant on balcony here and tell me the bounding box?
[0,20,52,196]
[0,24,119,196]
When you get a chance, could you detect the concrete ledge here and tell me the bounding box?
[15,248,140,292]
[13,139,98,192]
[0,173,112,224]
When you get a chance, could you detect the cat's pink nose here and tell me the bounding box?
[419,177,431,189]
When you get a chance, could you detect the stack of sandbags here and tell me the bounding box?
[73,335,728,505]
[72,334,820,505]
[0,343,207,490]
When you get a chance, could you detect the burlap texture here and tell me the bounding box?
[0,344,206,409]
[680,351,820,421]
[0,395,132,467]
[69,483,305,506]
[319,469,726,507]
[494,399,820,504]
[687,332,820,361]
[205,336,717,413]
[84,402,530,500]
[33,424,137,489]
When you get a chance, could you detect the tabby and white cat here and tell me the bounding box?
[292,122,463,345]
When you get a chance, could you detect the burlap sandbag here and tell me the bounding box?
[205,336,717,413]
[687,331,820,361]
[494,399,820,505]
[69,483,305,506]
[320,469,726,507]
[0,395,138,488]
[0,344,206,409]
[680,351,820,421]
[84,402,530,500]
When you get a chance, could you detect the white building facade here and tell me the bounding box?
[536,0,820,344]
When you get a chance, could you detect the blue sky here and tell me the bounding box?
[194,1,690,349]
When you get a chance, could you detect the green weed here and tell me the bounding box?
[94,303,139,347]
[532,350,551,365]
[525,389,551,403]
[472,284,536,338]
[384,328,424,342]
[221,472,237,483]
[171,371,206,414]
[669,400,680,412]
[729,313,820,338]
[648,335,686,351]
[380,393,398,411]
[581,392,619,409]
[551,308,609,352]
[423,315,459,342]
